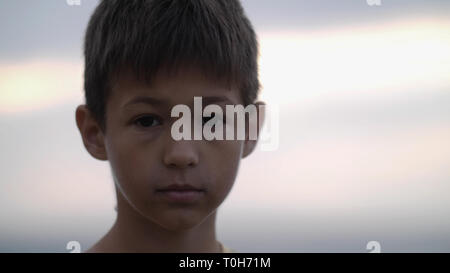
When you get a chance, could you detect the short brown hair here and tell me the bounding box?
[83,0,260,131]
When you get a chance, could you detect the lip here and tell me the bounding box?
[156,184,205,203]
[157,184,204,191]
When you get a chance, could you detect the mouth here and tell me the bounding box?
[156,184,206,203]
[157,184,204,191]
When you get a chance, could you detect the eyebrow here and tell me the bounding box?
[123,96,167,109]
[202,96,235,105]
[123,95,236,109]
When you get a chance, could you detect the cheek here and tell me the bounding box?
[106,134,158,198]
[205,141,244,202]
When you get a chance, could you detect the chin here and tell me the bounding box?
[155,212,209,231]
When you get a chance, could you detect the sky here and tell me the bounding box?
[1,0,450,252]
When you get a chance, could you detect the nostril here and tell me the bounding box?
[166,159,197,169]
[163,145,199,168]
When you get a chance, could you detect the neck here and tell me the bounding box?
[88,190,221,253]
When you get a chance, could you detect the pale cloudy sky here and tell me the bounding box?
[1,0,450,252]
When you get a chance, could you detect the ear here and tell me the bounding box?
[242,101,265,158]
[75,105,108,161]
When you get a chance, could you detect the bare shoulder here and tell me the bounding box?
[83,243,102,253]
[83,237,113,253]
[219,242,236,253]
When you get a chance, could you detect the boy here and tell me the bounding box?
[75,0,264,253]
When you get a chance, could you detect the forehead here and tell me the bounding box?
[109,66,242,109]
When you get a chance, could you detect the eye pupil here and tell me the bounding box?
[137,116,156,127]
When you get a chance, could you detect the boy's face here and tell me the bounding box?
[79,66,259,231]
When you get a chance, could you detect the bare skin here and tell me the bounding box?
[85,190,222,253]
[76,66,263,252]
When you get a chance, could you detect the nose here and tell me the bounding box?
[163,139,199,169]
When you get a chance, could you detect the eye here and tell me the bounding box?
[202,113,226,126]
[134,115,161,128]
[202,113,216,125]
